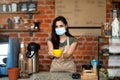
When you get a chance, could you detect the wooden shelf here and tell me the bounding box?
[0,11,40,14]
[0,29,39,32]
[112,0,120,2]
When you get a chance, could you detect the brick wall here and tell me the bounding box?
[0,0,112,72]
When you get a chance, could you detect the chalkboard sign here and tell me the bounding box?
[55,0,106,27]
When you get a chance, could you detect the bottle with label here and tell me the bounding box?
[7,18,13,29]
[101,22,112,37]
[19,42,29,78]
[111,9,119,38]
[91,59,98,74]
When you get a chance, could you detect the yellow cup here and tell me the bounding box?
[53,49,62,57]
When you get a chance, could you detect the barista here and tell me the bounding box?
[47,16,78,73]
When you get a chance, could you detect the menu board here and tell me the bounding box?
[55,0,106,27]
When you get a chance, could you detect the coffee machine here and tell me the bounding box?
[26,42,40,74]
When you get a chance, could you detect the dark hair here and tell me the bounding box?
[51,16,73,49]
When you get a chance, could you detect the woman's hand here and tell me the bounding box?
[48,50,62,59]
[48,51,55,59]
[54,54,63,59]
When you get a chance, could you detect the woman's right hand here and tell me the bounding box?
[49,55,55,59]
[48,51,55,59]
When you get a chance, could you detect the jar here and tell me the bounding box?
[101,22,112,37]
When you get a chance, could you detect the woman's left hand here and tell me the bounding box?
[54,54,63,59]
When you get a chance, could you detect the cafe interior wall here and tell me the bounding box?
[0,0,111,72]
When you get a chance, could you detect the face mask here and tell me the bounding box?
[55,27,66,35]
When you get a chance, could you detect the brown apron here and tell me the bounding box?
[50,37,76,73]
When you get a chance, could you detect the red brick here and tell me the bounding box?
[20,33,30,37]
[83,56,91,59]
[9,33,18,37]
[35,33,48,37]
[42,60,51,64]
[24,37,31,41]
[78,37,85,41]
[76,56,83,59]
[86,37,93,41]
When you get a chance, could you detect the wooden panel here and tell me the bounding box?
[55,0,106,27]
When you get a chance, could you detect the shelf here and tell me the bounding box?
[98,36,120,80]
[0,29,39,36]
[99,52,120,57]
[0,11,40,19]
[0,11,40,14]
[112,0,120,2]
[98,36,120,39]
[0,29,39,32]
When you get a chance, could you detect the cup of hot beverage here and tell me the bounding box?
[53,49,62,57]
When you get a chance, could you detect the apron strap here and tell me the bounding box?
[67,37,69,46]
[62,37,69,54]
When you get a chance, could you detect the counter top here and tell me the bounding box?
[1,72,80,80]
[32,72,73,80]
[19,72,80,80]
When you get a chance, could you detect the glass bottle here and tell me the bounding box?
[102,22,112,37]
[19,42,29,78]
[111,9,119,38]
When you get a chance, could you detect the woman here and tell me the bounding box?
[47,16,78,73]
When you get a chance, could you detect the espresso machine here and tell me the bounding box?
[26,42,40,74]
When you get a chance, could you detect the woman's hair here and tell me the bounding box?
[51,16,73,49]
